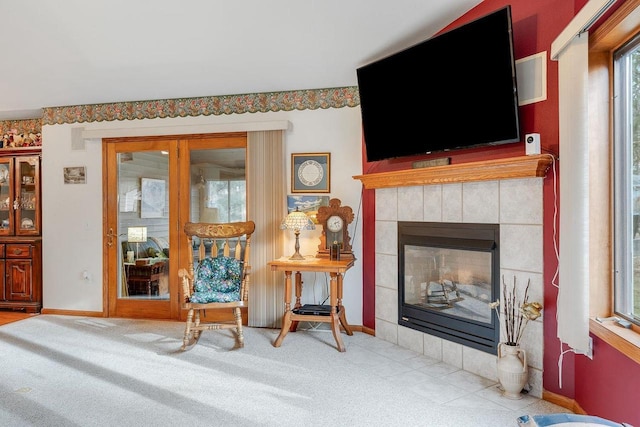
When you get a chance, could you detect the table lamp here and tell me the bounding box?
[127,226,148,260]
[280,208,315,260]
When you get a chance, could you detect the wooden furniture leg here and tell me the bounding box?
[268,258,355,352]
[234,307,244,348]
[274,270,293,347]
[290,271,302,332]
[294,271,302,308]
[329,272,346,352]
[182,308,195,349]
[337,272,353,335]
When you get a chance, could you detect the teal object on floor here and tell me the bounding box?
[517,414,632,427]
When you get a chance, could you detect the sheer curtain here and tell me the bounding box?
[247,130,286,327]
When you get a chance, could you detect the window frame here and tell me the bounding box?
[589,0,640,362]
[612,34,640,325]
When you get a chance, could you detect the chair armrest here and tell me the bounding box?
[178,268,194,302]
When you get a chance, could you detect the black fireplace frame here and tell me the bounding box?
[398,221,500,355]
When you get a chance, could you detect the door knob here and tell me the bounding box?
[106,228,116,248]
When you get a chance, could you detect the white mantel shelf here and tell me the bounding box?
[353,154,553,189]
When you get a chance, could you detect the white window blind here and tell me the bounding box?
[556,32,591,355]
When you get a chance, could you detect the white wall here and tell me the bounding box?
[41,107,364,324]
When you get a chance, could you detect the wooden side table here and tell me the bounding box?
[268,257,354,352]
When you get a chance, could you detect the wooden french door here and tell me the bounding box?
[104,137,178,319]
[103,133,247,320]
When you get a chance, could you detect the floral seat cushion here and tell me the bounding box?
[189,256,243,304]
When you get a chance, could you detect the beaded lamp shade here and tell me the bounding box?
[280,208,315,260]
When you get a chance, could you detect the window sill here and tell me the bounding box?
[589,318,640,365]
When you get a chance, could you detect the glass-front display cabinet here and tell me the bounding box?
[0,154,40,236]
[0,148,42,313]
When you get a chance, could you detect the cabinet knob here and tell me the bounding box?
[13,248,22,255]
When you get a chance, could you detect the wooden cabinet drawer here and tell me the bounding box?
[6,244,32,258]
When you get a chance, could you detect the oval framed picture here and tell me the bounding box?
[291,153,330,193]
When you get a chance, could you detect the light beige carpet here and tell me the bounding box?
[0,315,569,426]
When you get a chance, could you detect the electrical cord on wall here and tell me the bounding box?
[542,153,570,388]
[547,153,559,290]
[316,187,361,307]
[350,186,363,252]
[543,153,591,388]
[301,187,362,331]
[547,154,576,387]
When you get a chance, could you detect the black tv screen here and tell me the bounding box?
[357,6,520,162]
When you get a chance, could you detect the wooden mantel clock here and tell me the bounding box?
[316,198,354,259]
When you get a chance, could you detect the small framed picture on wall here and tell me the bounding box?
[287,195,330,224]
[63,166,87,184]
[291,153,330,193]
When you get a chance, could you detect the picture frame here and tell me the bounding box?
[287,195,330,224]
[140,178,166,218]
[291,152,330,193]
[63,166,87,184]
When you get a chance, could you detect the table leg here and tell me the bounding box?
[274,270,293,348]
[337,273,353,335]
[283,271,292,311]
[294,271,302,308]
[329,272,346,352]
[274,310,292,347]
[290,271,302,332]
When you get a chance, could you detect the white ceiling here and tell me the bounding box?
[0,0,480,120]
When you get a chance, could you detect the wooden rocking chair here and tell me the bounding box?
[178,221,255,350]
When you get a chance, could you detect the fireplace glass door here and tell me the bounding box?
[398,221,500,354]
[403,245,493,324]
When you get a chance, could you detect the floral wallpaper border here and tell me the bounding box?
[41,86,360,126]
[0,119,42,137]
[1,86,359,136]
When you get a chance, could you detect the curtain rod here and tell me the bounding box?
[551,0,617,60]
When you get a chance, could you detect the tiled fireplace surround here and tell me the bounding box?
[373,177,544,398]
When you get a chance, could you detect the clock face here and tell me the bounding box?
[327,215,343,232]
[297,160,324,187]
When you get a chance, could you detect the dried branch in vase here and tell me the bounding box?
[489,276,542,346]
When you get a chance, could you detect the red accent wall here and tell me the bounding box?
[576,334,640,423]
[359,0,639,424]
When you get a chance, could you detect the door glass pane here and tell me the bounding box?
[190,148,246,262]
[118,151,170,300]
[204,180,246,222]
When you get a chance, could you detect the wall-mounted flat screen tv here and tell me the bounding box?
[356,6,520,162]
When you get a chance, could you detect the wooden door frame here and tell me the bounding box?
[103,138,179,319]
[102,133,247,320]
[177,135,248,322]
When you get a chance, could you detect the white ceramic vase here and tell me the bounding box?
[496,342,528,399]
